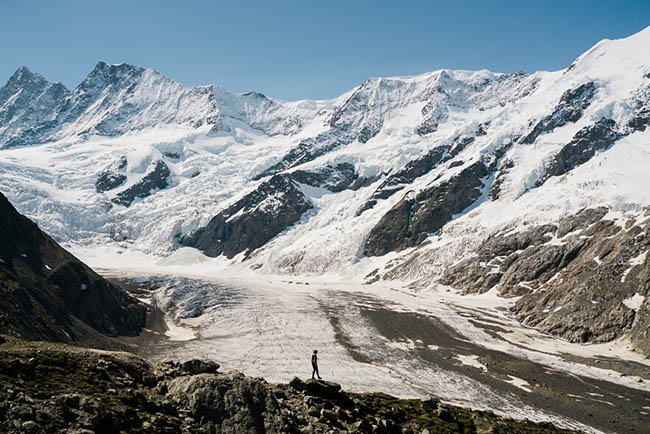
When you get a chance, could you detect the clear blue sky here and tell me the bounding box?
[1,0,649,100]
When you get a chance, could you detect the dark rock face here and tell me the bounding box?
[358,146,447,215]
[288,378,350,405]
[489,158,514,200]
[477,224,558,260]
[441,224,558,294]
[366,160,489,256]
[112,160,170,207]
[556,206,608,237]
[95,156,127,193]
[181,359,220,375]
[290,162,358,192]
[539,118,621,185]
[415,114,439,136]
[0,340,576,434]
[364,195,416,257]
[629,82,650,132]
[357,119,383,143]
[522,82,596,144]
[440,207,650,354]
[358,135,477,215]
[0,192,146,344]
[255,132,350,180]
[168,373,285,432]
[182,174,312,259]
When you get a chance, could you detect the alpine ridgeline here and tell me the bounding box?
[1,28,650,353]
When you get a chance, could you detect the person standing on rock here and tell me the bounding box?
[311,350,322,380]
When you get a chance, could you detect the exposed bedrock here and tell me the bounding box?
[539,118,621,185]
[112,159,170,207]
[254,132,350,180]
[358,134,477,215]
[365,159,490,257]
[629,80,650,132]
[440,207,650,354]
[0,192,146,345]
[95,156,127,193]
[489,158,514,200]
[181,174,313,259]
[290,162,358,192]
[521,82,596,144]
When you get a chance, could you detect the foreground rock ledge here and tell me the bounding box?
[0,337,578,433]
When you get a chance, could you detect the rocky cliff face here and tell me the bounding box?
[0,192,146,345]
[181,174,313,259]
[0,338,576,434]
[440,207,650,354]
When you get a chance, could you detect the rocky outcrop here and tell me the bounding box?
[182,174,312,259]
[359,134,477,215]
[629,80,650,132]
[365,194,416,257]
[489,158,514,200]
[0,338,577,434]
[0,192,146,345]
[440,207,650,354]
[95,156,127,193]
[255,132,350,180]
[366,160,489,256]
[521,82,596,144]
[290,162,358,192]
[539,118,621,185]
[440,224,558,294]
[112,160,170,207]
[556,206,608,237]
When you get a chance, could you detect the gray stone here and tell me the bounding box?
[181,359,220,375]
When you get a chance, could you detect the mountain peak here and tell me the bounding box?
[78,61,146,92]
[5,66,48,88]
[0,66,51,110]
[92,60,142,73]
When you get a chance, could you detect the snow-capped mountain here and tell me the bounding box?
[1,27,650,352]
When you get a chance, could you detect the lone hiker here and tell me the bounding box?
[311,350,322,380]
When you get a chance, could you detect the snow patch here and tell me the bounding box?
[620,251,648,282]
[622,293,645,312]
[504,375,532,392]
[164,317,197,341]
[455,354,488,371]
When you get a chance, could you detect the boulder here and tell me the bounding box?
[289,378,345,400]
[181,359,220,375]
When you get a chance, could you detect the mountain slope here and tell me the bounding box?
[1,27,650,352]
[0,192,146,346]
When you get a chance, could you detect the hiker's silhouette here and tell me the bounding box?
[311,350,322,380]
